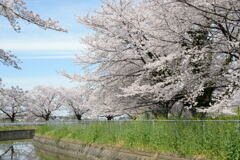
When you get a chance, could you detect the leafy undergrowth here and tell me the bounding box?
[36,121,240,160]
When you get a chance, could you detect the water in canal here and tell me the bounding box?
[0,141,40,160]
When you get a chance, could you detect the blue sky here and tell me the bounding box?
[0,0,101,90]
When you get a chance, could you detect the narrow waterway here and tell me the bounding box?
[0,142,39,160]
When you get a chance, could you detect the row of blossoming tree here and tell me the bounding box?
[0,0,127,122]
[0,85,96,122]
[1,0,240,121]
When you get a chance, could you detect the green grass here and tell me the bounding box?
[37,152,58,160]
[36,121,240,160]
[0,125,36,131]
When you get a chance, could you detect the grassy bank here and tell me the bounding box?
[36,121,240,160]
[0,125,36,131]
[37,152,58,160]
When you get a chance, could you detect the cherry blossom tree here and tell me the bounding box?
[84,87,118,120]
[60,86,92,120]
[62,0,149,117]
[65,0,240,118]
[171,0,240,115]
[77,84,139,120]
[0,86,28,122]
[0,0,66,69]
[27,86,64,121]
[127,0,240,116]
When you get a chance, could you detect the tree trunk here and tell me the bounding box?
[44,116,50,121]
[43,113,51,121]
[106,115,114,121]
[152,103,171,119]
[76,114,82,120]
[10,114,15,122]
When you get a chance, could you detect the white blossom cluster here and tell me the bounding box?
[0,49,20,69]
[0,0,66,71]
[0,0,67,32]
[64,0,240,117]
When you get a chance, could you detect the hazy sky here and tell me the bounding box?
[0,0,102,90]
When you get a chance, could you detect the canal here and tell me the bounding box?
[0,141,40,160]
[0,122,81,160]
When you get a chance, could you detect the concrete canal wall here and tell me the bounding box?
[0,130,35,141]
[33,135,190,160]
